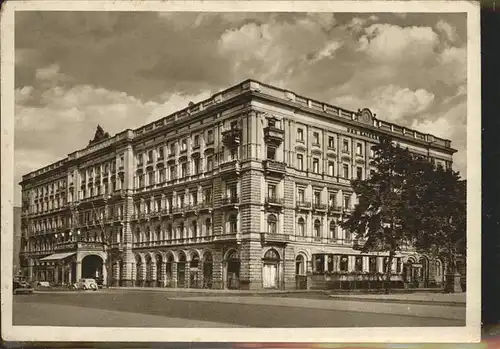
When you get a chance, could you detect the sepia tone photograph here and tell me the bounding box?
[1,0,481,343]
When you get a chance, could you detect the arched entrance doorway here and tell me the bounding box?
[81,255,104,283]
[189,253,200,288]
[262,249,280,289]
[295,254,307,290]
[135,255,143,287]
[226,250,240,289]
[203,252,213,289]
[177,251,187,288]
[145,254,154,287]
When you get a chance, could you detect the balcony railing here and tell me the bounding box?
[265,196,284,206]
[54,240,105,251]
[263,126,285,146]
[221,196,239,206]
[296,201,312,210]
[263,160,286,174]
[219,160,240,175]
[260,232,290,243]
[313,203,327,211]
[221,128,242,146]
[328,204,343,213]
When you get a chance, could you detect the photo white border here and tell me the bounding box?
[1,0,481,343]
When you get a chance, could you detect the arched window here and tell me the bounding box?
[267,214,277,234]
[191,220,198,238]
[155,226,161,241]
[314,219,321,237]
[295,255,305,275]
[227,250,240,261]
[436,260,442,277]
[205,218,211,236]
[228,214,237,233]
[135,229,141,243]
[179,222,185,239]
[298,217,305,236]
[329,221,336,239]
[263,249,280,261]
[167,224,172,240]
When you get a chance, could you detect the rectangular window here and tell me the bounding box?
[169,166,176,180]
[369,257,377,273]
[181,139,187,152]
[148,150,153,163]
[313,132,319,145]
[328,161,334,176]
[193,158,200,175]
[370,146,375,158]
[298,189,305,203]
[204,189,212,203]
[343,140,349,152]
[268,185,276,199]
[191,191,198,205]
[343,164,349,179]
[355,256,363,272]
[314,191,321,205]
[207,156,213,171]
[170,143,175,156]
[181,163,187,178]
[267,147,276,160]
[312,158,319,173]
[328,136,335,148]
[158,147,164,160]
[356,143,363,156]
[148,172,154,186]
[207,130,214,144]
[297,154,304,171]
[343,196,350,209]
[329,193,335,206]
[194,135,200,148]
[137,153,143,165]
[297,128,304,142]
[356,167,363,180]
[159,168,166,183]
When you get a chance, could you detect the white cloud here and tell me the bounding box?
[358,24,439,62]
[335,85,435,121]
[436,19,457,43]
[15,86,34,103]
[311,41,343,62]
[35,64,64,81]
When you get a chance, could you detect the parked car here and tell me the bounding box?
[95,277,105,289]
[13,277,34,295]
[77,278,98,291]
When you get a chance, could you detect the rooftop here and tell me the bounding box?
[21,79,455,181]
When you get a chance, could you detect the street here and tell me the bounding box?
[13,289,466,328]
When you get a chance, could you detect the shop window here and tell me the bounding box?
[339,255,349,272]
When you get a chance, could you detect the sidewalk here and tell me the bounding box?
[328,292,466,306]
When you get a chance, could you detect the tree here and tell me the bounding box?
[408,164,466,292]
[343,136,414,294]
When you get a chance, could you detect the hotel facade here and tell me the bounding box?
[18,80,456,290]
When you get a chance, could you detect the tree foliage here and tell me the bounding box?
[343,135,466,292]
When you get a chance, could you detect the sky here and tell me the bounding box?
[14,11,467,206]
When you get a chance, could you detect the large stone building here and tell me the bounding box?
[19,79,456,290]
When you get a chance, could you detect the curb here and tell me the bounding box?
[327,295,466,307]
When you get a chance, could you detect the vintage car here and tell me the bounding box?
[77,278,98,290]
[13,277,34,295]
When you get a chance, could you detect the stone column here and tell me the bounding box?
[150,262,157,287]
[171,263,178,288]
[362,256,369,272]
[102,261,108,286]
[76,261,82,282]
[27,258,33,282]
[160,262,166,287]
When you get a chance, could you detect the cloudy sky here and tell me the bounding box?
[14,11,467,206]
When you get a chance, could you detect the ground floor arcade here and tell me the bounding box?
[23,242,447,290]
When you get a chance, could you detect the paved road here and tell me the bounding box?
[13,290,465,328]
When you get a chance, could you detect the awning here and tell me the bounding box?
[40,252,76,261]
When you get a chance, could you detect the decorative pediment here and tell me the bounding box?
[89,125,110,145]
[356,108,374,125]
